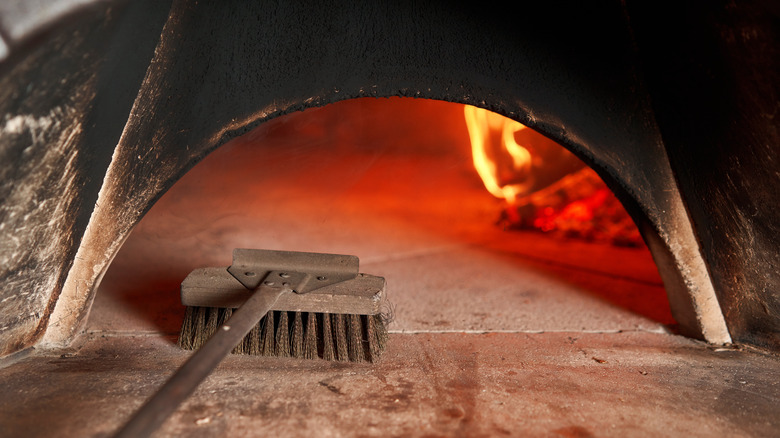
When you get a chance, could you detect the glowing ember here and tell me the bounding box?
[464,105,643,246]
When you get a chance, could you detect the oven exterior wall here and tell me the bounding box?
[0,0,776,355]
[626,0,780,350]
[0,0,172,356]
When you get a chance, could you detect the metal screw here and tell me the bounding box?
[245,272,256,277]
[279,273,290,278]
[264,281,275,286]
[317,276,327,281]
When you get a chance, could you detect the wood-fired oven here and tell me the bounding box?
[0,1,778,436]
[1,0,777,357]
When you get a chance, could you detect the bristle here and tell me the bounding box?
[275,311,290,357]
[192,306,208,348]
[247,318,261,355]
[347,313,365,362]
[291,311,304,358]
[179,307,388,363]
[321,313,335,361]
[261,312,275,356]
[177,306,196,349]
[364,314,376,361]
[205,307,220,339]
[333,314,349,361]
[303,313,317,359]
[371,313,388,360]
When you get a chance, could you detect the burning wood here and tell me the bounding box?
[500,168,643,247]
[465,105,643,247]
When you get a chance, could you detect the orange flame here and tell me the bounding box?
[464,105,533,204]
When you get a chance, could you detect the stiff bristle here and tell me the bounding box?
[177,306,196,349]
[291,311,304,358]
[193,307,208,347]
[321,313,334,361]
[304,313,317,359]
[205,307,219,339]
[247,321,261,355]
[178,306,388,363]
[333,314,349,361]
[275,311,290,357]
[347,314,365,362]
[261,312,275,356]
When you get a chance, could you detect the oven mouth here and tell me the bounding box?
[87,97,677,340]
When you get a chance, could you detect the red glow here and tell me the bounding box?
[516,185,641,246]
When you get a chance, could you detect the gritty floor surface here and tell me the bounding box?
[1,99,778,437]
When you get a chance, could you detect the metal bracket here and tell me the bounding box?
[257,270,310,294]
[226,248,359,294]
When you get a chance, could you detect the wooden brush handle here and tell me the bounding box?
[114,271,306,438]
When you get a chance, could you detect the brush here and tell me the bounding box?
[115,249,388,438]
[177,266,388,362]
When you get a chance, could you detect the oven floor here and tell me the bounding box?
[3,331,779,438]
[2,99,778,436]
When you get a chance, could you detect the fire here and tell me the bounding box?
[464,105,643,246]
[464,105,532,204]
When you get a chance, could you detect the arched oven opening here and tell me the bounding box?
[90,97,677,340]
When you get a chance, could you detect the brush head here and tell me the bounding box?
[177,271,389,362]
[178,308,388,362]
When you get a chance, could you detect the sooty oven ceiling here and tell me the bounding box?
[0,0,777,359]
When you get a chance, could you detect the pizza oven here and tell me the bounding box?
[0,1,777,435]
